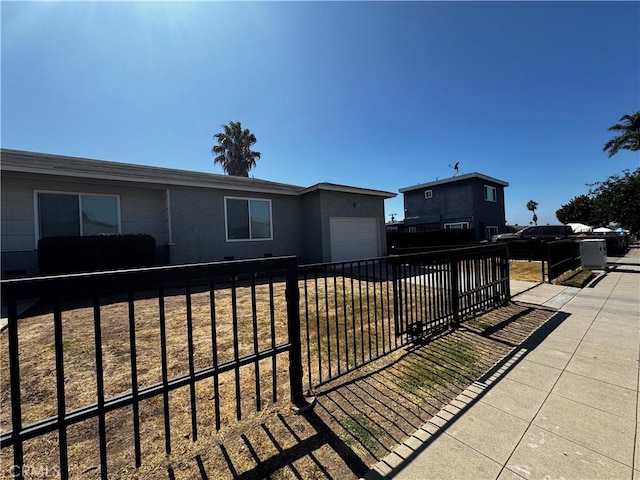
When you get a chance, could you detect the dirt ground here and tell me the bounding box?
[0,280,557,480]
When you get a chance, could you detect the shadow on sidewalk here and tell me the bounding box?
[364,308,571,479]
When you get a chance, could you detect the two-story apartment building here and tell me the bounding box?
[399,173,509,242]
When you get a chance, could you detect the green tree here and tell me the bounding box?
[526,200,538,225]
[555,195,595,225]
[212,121,261,177]
[602,111,640,158]
[588,168,640,233]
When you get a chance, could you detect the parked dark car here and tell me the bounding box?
[491,225,574,243]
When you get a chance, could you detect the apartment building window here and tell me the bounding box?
[486,226,498,238]
[444,222,469,229]
[484,185,497,202]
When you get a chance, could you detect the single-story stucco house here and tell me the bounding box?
[1,149,395,277]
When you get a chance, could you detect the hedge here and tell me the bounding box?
[38,234,156,275]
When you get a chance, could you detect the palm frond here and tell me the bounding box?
[603,111,640,157]
[211,121,261,177]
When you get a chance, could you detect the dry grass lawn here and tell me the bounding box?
[508,260,543,282]
[1,267,556,479]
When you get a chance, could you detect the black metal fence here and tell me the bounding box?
[1,257,304,480]
[1,244,511,479]
[387,228,476,254]
[299,244,510,389]
[501,239,582,282]
[545,239,581,282]
[502,239,547,262]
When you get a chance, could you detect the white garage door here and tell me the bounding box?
[330,217,380,262]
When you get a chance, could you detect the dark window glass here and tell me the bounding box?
[39,193,80,238]
[82,195,118,235]
[250,200,271,239]
[226,199,250,239]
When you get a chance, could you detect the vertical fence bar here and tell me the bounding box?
[372,262,380,357]
[303,271,313,390]
[364,262,371,359]
[379,262,387,354]
[185,281,198,441]
[350,266,357,368]
[489,256,497,304]
[417,261,425,335]
[332,271,341,375]
[358,262,365,364]
[388,262,393,344]
[92,294,108,480]
[435,260,442,331]
[434,260,442,322]
[425,261,432,333]
[406,263,413,335]
[127,292,141,468]
[392,260,401,344]
[230,276,242,421]
[285,260,305,407]
[208,278,221,431]
[450,258,460,328]
[250,276,261,412]
[52,297,69,479]
[158,285,172,454]
[323,268,332,379]
[6,298,23,480]
[341,272,350,371]
[503,247,511,300]
[268,272,278,402]
[314,275,322,384]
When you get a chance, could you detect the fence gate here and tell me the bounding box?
[299,244,511,389]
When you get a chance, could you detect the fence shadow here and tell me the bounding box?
[364,308,571,479]
[168,303,561,480]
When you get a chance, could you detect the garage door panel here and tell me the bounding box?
[330,217,379,262]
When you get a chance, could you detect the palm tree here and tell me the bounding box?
[526,200,538,226]
[212,121,261,177]
[603,111,640,158]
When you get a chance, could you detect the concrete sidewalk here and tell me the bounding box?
[365,252,640,479]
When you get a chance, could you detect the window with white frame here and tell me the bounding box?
[424,190,433,199]
[444,222,469,229]
[225,197,272,241]
[484,185,497,202]
[486,226,498,238]
[37,192,120,239]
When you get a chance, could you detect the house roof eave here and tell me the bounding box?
[299,182,396,199]
[1,149,304,196]
[399,172,509,193]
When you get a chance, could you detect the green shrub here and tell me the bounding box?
[38,234,156,274]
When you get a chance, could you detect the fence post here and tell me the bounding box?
[501,246,511,302]
[286,259,314,412]
[450,258,460,328]
[545,243,551,283]
[6,298,24,480]
[392,259,402,336]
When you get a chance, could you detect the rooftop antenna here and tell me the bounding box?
[448,161,460,177]
[388,213,398,222]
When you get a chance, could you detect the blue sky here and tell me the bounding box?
[2,1,639,227]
